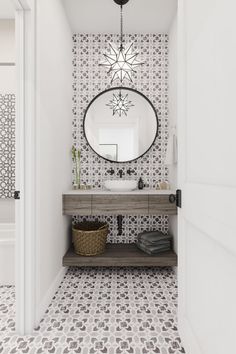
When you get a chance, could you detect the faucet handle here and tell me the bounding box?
[107,168,115,175]
[127,168,135,176]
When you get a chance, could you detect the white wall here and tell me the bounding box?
[168,14,178,253]
[0,223,15,284]
[36,0,72,323]
[0,20,15,284]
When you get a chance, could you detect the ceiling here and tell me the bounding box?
[0,0,14,19]
[62,0,177,34]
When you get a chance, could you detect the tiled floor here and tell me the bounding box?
[0,267,185,354]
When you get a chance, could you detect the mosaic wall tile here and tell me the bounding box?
[72,34,169,242]
[0,268,185,354]
[0,94,15,198]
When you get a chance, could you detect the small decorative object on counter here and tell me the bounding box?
[72,146,81,189]
[156,181,170,190]
[85,185,92,190]
[138,177,144,190]
[72,221,109,256]
[79,184,92,190]
[136,230,173,255]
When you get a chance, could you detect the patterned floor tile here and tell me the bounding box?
[0,267,185,353]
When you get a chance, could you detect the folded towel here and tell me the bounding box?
[138,230,164,238]
[137,242,171,255]
[137,231,172,243]
[137,239,171,250]
[139,239,171,247]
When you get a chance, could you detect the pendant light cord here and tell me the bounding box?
[120,4,124,48]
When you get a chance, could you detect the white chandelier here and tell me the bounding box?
[106,90,134,116]
[100,0,144,84]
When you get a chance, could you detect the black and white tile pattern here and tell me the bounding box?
[0,94,15,198]
[0,267,185,353]
[72,34,169,242]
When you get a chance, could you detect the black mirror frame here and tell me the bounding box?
[83,87,159,164]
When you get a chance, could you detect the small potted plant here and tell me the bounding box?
[72,146,81,189]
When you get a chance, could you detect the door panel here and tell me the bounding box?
[178,0,236,353]
[185,223,236,354]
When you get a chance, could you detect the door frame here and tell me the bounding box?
[176,0,190,351]
[12,0,37,334]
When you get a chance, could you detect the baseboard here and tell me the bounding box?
[35,267,67,328]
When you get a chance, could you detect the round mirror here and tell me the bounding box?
[83,87,158,163]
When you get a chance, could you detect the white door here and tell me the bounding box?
[178,0,236,353]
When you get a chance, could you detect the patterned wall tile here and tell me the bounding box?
[0,94,15,198]
[72,34,169,242]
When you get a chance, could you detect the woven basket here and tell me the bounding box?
[72,221,109,256]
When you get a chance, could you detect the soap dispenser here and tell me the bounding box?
[138,177,144,190]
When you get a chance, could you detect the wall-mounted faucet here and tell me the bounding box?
[127,168,135,176]
[118,169,125,178]
[107,168,115,175]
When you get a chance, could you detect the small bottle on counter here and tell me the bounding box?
[138,177,144,190]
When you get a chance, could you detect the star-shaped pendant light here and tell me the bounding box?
[106,90,134,116]
[101,42,143,83]
[100,0,144,84]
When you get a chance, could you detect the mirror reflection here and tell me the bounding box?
[84,88,158,163]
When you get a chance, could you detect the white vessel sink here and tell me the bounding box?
[104,180,137,192]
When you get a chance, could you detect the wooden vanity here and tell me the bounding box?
[62,189,177,267]
[63,190,177,216]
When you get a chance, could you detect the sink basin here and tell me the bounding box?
[104,180,137,192]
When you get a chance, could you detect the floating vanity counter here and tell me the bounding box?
[62,189,178,267]
[62,189,177,216]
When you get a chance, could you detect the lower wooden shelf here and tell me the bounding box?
[63,243,177,267]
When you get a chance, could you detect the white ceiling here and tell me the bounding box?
[0,0,14,19]
[62,0,177,34]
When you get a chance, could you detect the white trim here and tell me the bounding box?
[176,0,192,352]
[35,268,67,328]
[13,0,37,334]
[12,0,30,10]
[15,5,25,335]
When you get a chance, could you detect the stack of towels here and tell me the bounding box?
[136,230,172,255]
